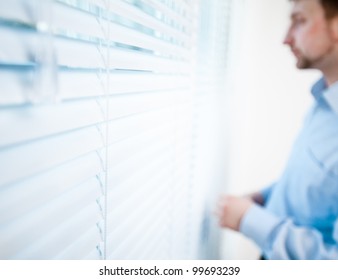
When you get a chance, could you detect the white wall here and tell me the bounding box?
[220,0,320,259]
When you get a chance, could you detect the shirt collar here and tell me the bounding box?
[311,77,338,114]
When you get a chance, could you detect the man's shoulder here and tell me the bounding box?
[308,108,338,177]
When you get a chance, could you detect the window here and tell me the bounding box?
[0,0,237,259]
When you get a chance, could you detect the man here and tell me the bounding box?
[217,0,338,259]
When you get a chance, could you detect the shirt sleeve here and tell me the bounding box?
[240,204,338,259]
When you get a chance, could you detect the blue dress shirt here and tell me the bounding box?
[240,78,338,259]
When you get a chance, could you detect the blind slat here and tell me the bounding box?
[83,248,101,260]
[0,100,105,148]
[106,123,174,166]
[107,192,170,259]
[54,1,190,58]
[0,0,32,24]
[129,221,169,259]
[0,69,190,104]
[0,177,102,259]
[0,152,103,225]
[106,108,174,145]
[142,0,192,30]
[53,1,106,40]
[15,203,102,259]
[103,0,192,46]
[0,126,104,186]
[106,158,173,225]
[0,68,33,105]
[107,146,174,204]
[55,226,102,260]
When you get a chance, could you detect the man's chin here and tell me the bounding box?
[296,58,312,69]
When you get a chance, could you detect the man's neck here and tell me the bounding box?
[321,48,338,86]
[323,71,338,86]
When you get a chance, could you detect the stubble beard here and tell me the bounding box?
[294,43,335,70]
[296,54,313,69]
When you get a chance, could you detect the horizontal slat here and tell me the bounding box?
[0,93,190,150]
[96,0,192,47]
[129,226,171,259]
[107,194,169,259]
[55,35,106,68]
[0,99,105,148]
[106,107,175,145]
[108,21,190,58]
[0,152,103,225]
[129,220,170,259]
[0,104,182,187]
[108,47,191,73]
[58,69,106,99]
[0,67,191,104]
[108,156,191,224]
[107,142,174,204]
[0,125,104,186]
[55,226,102,260]
[84,248,102,260]
[0,177,102,259]
[0,0,192,57]
[106,122,174,168]
[107,74,191,96]
[0,23,191,71]
[0,24,106,68]
[138,0,194,22]
[107,189,170,259]
[0,25,38,65]
[106,153,173,226]
[109,146,191,195]
[0,91,191,148]
[142,0,192,30]
[0,67,34,104]
[54,1,190,58]
[0,0,108,32]
[14,203,101,259]
[172,0,194,17]
[0,0,34,25]
[53,1,107,40]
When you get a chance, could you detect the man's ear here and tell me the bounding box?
[330,17,338,41]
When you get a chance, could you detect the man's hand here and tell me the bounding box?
[216,195,253,231]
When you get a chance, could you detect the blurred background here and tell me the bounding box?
[0,0,319,259]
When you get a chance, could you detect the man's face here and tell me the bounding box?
[284,0,335,70]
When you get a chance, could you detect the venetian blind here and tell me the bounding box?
[0,0,234,259]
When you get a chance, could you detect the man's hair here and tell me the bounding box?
[320,0,338,18]
[291,0,338,19]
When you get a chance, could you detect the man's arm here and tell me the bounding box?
[217,196,338,259]
[241,204,338,259]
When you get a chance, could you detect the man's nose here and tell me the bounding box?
[283,28,293,45]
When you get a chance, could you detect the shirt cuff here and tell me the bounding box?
[239,204,282,249]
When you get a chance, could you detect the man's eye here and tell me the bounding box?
[294,18,306,25]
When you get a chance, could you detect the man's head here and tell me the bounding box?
[284,0,338,71]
